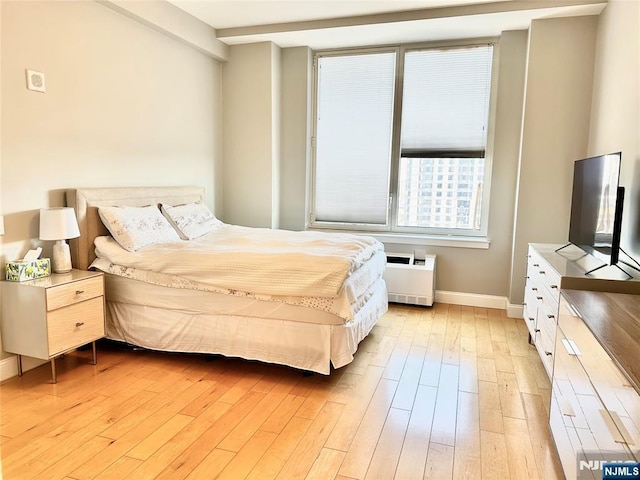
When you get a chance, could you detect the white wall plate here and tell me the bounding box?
[26,69,46,93]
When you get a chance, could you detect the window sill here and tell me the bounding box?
[308,227,490,249]
[372,233,490,249]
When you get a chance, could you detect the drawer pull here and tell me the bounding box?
[537,296,543,300]
[551,285,558,289]
[535,328,540,333]
[539,270,546,274]
[532,287,538,291]
[75,290,85,295]
[600,410,627,444]
[561,338,581,356]
[545,351,553,356]
[75,322,84,328]
[547,314,555,319]
[528,317,535,322]
[559,395,575,417]
[533,263,539,267]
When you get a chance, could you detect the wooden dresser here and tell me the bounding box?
[550,289,640,479]
[523,243,640,379]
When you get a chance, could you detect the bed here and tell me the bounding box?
[66,187,388,374]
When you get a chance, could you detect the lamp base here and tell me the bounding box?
[52,240,72,274]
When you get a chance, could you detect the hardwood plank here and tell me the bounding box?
[246,416,313,480]
[260,393,306,433]
[324,366,384,452]
[337,379,399,479]
[497,371,526,420]
[93,456,144,480]
[459,336,479,394]
[124,416,212,479]
[382,336,412,381]
[504,416,541,480]
[217,378,296,452]
[364,408,410,480]
[430,364,459,446]
[419,333,444,387]
[275,401,344,479]
[217,430,278,480]
[424,442,454,479]
[480,430,510,479]
[521,393,565,480]
[121,413,194,461]
[395,385,438,479]
[306,448,347,480]
[391,345,426,411]
[492,340,515,373]
[31,434,114,480]
[478,380,504,434]
[442,308,461,366]
[453,391,481,480]
[183,449,235,480]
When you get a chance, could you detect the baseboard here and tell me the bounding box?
[434,290,508,310]
[506,303,524,319]
[0,355,47,383]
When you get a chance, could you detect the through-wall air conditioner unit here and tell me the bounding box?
[383,252,436,306]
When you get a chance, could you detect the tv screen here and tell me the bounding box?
[568,152,623,265]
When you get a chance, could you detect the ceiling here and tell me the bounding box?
[167,0,607,49]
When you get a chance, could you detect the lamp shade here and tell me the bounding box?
[39,207,80,241]
[0,215,4,236]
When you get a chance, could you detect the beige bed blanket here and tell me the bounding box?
[92,225,384,298]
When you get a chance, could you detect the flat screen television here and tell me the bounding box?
[567,151,624,267]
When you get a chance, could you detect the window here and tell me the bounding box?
[311,42,495,237]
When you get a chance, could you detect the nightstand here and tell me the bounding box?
[1,269,105,383]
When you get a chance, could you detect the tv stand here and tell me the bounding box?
[584,261,633,278]
[554,243,640,278]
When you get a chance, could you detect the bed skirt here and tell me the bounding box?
[104,275,388,374]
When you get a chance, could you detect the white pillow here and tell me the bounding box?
[98,205,180,252]
[160,201,223,240]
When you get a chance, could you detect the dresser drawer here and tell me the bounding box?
[47,297,105,356]
[558,299,640,456]
[46,276,103,311]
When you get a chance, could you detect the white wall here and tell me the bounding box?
[279,47,312,231]
[588,0,640,264]
[509,16,598,304]
[0,0,222,361]
[222,42,282,228]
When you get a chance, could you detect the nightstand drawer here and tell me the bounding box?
[47,297,105,355]
[46,276,103,311]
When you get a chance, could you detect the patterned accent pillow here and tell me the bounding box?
[160,201,224,240]
[98,205,180,252]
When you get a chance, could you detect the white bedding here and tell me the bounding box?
[93,224,382,298]
[91,226,387,321]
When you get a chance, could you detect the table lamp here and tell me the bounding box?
[39,208,80,273]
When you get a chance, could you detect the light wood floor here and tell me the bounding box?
[0,303,564,480]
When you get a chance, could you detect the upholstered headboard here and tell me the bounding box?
[66,186,205,270]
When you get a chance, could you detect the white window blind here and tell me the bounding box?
[313,52,396,224]
[401,45,493,155]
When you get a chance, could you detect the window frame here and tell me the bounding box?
[310,38,500,238]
